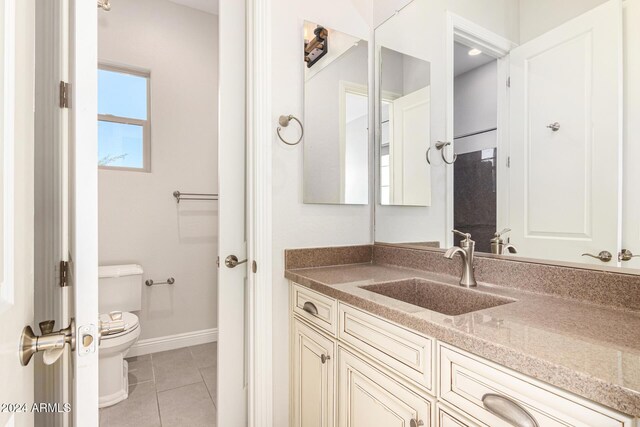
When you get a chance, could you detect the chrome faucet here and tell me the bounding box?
[444,230,477,287]
[490,228,518,255]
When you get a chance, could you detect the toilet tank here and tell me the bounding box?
[98,264,143,314]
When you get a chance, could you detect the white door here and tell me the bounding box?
[293,319,335,427]
[508,0,623,265]
[337,348,433,427]
[0,0,36,426]
[217,0,248,426]
[390,86,431,206]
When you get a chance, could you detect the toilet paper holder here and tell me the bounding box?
[145,277,175,287]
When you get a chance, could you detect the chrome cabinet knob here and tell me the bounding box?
[581,251,613,262]
[320,354,331,364]
[410,419,424,427]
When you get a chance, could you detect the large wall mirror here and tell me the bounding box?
[303,21,369,205]
[375,0,640,271]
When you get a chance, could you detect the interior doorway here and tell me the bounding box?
[452,41,498,252]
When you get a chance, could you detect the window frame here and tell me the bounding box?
[98,63,151,172]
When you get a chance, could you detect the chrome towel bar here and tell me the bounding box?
[173,191,218,203]
[145,277,175,287]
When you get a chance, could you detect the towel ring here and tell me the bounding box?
[437,141,457,165]
[426,141,457,165]
[277,114,304,146]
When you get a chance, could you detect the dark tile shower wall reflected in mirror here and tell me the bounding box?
[454,149,496,253]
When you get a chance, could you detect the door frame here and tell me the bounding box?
[59,0,275,425]
[246,0,273,425]
[445,13,516,246]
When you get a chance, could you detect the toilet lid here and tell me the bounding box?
[99,311,139,339]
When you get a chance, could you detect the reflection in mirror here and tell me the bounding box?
[453,42,498,252]
[379,47,431,206]
[303,21,368,205]
[375,0,640,271]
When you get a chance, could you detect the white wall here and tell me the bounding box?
[454,61,497,138]
[270,0,372,425]
[98,0,218,341]
[519,0,607,43]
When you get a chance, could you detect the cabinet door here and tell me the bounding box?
[293,318,336,427]
[338,347,433,427]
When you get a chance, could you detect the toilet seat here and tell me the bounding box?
[99,311,139,341]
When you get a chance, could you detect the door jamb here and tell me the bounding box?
[445,13,517,246]
[246,0,273,426]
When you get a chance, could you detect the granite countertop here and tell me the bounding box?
[285,262,640,417]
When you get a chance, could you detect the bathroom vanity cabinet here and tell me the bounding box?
[290,283,637,427]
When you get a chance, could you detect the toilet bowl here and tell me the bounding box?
[98,311,141,408]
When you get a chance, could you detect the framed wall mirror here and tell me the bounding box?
[303,21,369,205]
[374,0,640,271]
[379,47,432,207]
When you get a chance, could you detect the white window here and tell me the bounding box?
[98,64,151,171]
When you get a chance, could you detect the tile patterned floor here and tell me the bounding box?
[99,343,217,427]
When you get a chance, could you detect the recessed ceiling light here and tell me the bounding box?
[468,48,482,56]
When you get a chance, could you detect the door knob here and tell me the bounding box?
[225,255,248,268]
[581,251,612,262]
[619,249,640,262]
[20,319,75,366]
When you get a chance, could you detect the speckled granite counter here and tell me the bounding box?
[285,246,640,417]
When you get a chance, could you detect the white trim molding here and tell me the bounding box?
[247,0,273,426]
[127,328,218,357]
[0,0,16,314]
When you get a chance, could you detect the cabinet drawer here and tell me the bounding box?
[292,284,337,336]
[439,344,634,427]
[338,303,434,393]
[437,404,484,427]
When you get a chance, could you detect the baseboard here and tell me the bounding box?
[127,328,218,357]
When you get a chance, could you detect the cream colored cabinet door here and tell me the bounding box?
[338,347,433,427]
[293,319,336,427]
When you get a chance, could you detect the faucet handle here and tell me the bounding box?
[494,228,511,237]
[452,229,472,242]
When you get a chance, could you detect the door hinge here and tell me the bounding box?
[59,260,69,287]
[506,77,511,88]
[59,81,71,108]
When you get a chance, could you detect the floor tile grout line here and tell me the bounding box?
[198,366,216,407]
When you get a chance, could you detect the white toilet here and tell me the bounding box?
[98,264,144,408]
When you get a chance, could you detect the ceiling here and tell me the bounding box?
[454,42,495,77]
[167,0,218,15]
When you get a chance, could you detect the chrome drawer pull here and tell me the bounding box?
[482,393,539,427]
[302,301,319,316]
